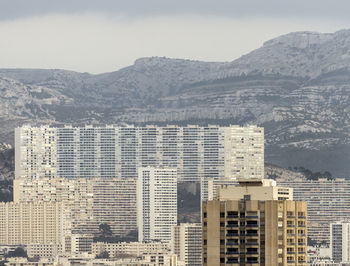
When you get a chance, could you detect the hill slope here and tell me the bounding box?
[2,30,350,176]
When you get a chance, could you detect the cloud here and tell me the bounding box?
[0,13,349,74]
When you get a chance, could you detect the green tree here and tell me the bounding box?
[99,223,112,237]
[5,247,27,258]
[96,251,109,259]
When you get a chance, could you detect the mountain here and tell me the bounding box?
[2,30,350,177]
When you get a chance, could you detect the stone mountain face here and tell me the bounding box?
[2,30,350,177]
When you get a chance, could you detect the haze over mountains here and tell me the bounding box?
[2,30,350,177]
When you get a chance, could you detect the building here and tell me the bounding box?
[13,177,137,237]
[137,167,177,244]
[171,223,202,266]
[56,252,180,266]
[91,241,169,258]
[276,175,350,244]
[202,179,307,265]
[201,177,238,203]
[26,244,62,258]
[330,221,350,263]
[0,202,63,245]
[15,125,264,181]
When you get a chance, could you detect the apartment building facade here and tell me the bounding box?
[0,202,63,245]
[15,125,264,181]
[202,179,307,265]
[137,167,177,244]
[171,223,202,266]
[277,176,350,244]
[330,221,350,263]
[13,177,137,236]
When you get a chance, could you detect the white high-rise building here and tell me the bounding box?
[171,223,202,266]
[330,221,350,263]
[15,125,264,181]
[137,167,177,244]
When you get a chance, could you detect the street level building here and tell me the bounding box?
[92,241,169,258]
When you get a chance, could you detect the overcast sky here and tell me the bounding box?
[1,0,350,73]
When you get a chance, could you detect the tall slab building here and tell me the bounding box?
[15,125,264,181]
[137,167,177,244]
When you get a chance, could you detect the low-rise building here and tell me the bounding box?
[27,244,61,258]
[91,241,169,258]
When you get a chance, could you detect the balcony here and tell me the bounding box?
[246,251,259,255]
[246,233,259,237]
[246,223,258,228]
[246,215,259,219]
[226,251,239,255]
[226,234,239,237]
[298,242,306,246]
[226,242,239,246]
[287,224,295,228]
[245,242,258,246]
[227,224,239,228]
[226,260,239,264]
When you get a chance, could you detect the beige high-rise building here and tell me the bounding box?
[0,202,63,245]
[171,223,202,266]
[202,179,307,265]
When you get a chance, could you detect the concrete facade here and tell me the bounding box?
[202,179,307,265]
[15,125,264,181]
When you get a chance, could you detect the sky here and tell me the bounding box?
[1,1,350,74]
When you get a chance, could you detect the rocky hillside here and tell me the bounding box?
[2,30,350,177]
[0,143,14,180]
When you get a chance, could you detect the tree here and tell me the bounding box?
[96,251,109,259]
[5,247,27,258]
[99,223,112,237]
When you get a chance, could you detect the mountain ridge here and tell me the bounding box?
[2,30,350,176]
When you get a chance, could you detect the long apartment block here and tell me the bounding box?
[277,176,350,245]
[15,125,264,181]
[13,177,137,237]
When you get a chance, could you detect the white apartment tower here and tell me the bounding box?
[15,125,264,181]
[330,221,350,263]
[137,167,177,244]
[171,223,202,266]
